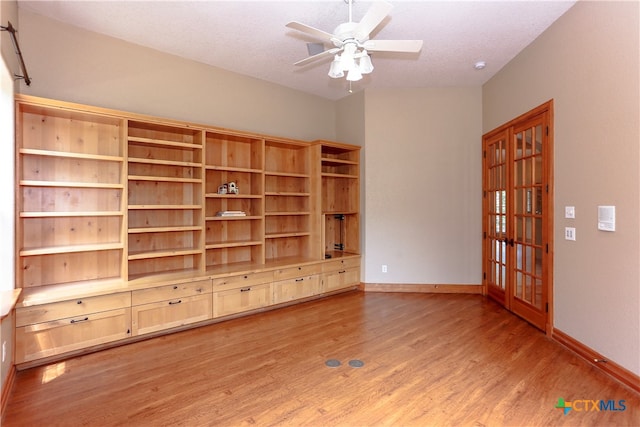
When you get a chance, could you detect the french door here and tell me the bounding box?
[482,101,553,332]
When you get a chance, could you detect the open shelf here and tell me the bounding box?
[21,211,123,218]
[19,148,124,162]
[128,135,202,150]
[127,120,204,280]
[317,141,361,258]
[20,242,124,257]
[16,99,126,290]
[127,247,202,261]
[205,240,262,249]
[204,130,265,268]
[128,175,201,184]
[128,225,203,234]
[20,180,123,189]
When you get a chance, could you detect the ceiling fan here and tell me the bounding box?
[286,0,423,82]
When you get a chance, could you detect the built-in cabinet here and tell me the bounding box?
[127,121,205,280]
[204,132,264,271]
[131,279,212,336]
[16,102,126,289]
[14,95,360,366]
[318,141,360,258]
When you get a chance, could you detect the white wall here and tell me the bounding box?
[363,87,483,285]
[17,8,336,142]
[483,1,640,375]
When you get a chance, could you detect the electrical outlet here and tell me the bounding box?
[382,265,388,273]
[565,227,576,241]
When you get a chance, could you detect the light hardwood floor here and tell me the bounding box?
[3,291,639,426]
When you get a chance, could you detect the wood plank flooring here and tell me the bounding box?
[3,291,639,426]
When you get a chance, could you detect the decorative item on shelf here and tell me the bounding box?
[215,211,247,217]
[217,181,239,195]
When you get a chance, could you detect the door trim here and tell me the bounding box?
[482,100,554,335]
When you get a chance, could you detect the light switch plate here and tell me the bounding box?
[565,206,575,219]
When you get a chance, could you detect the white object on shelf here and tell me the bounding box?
[215,211,246,217]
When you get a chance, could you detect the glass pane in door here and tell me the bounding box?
[486,135,508,292]
[512,124,543,309]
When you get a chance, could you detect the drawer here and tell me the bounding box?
[212,271,273,292]
[16,308,132,363]
[132,279,212,306]
[131,293,212,336]
[16,292,132,327]
[322,257,360,273]
[213,283,272,318]
[324,268,360,292]
[273,264,321,281]
[273,275,321,304]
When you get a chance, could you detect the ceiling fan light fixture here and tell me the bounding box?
[359,51,374,74]
[339,54,355,72]
[288,0,423,89]
[339,43,357,71]
[328,56,345,78]
[346,65,363,82]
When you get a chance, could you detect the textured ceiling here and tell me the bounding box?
[18,0,576,100]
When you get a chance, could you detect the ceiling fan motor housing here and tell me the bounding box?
[332,22,369,47]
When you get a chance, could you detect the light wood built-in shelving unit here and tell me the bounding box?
[204,131,264,273]
[318,141,361,258]
[14,95,360,367]
[127,120,205,281]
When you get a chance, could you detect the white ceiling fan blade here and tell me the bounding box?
[363,39,423,53]
[354,1,393,41]
[286,21,335,43]
[294,48,341,66]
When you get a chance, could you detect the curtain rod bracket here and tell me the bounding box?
[1,21,31,86]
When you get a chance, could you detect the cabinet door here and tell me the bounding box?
[213,283,271,318]
[131,294,212,336]
[16,308,132,363]
[273,275,321,304]
[323,268,360,292]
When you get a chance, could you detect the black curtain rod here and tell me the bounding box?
[1,21,31,86]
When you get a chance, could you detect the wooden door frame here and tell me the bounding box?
[482,100,554,335]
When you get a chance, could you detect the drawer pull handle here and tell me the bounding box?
[295,278,304,282]
[339,270,346,274]
[173,286,178,290]
[241,287,251,292]
[70,317,89,324]
[169,300,182,305]
[76,300,82,305]
[244,275,248,279]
